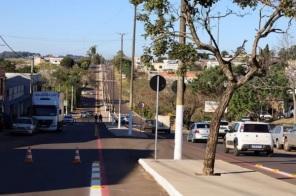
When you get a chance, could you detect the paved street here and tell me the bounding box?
[0,64,295,196]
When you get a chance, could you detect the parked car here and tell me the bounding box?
[187,122,210,143]
[63,115,75,124]
[12,117,37,135]
[224,121,273,156]
[283,127,296,151]
[259,112,273,121]
[219,121,229,138]
[270,125,293,149]
[80,111,88,118]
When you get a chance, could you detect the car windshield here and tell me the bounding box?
[283,126,293,132]
[243,124,269,133]
[32,105,57,116]
[15,119,32,124]
[196,124,210,128]
[220,122,228,126]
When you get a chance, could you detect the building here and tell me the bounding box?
[0,73,42,121]
[44,56,63,65]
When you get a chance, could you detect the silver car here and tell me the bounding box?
[12,117,37,135]
[187,122,210,143]
[283,127,296,151]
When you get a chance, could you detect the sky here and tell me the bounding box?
[0,0,295,59]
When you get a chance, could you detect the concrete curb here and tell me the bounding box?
[138,159,182,196]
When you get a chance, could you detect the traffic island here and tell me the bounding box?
[139,159,296,196]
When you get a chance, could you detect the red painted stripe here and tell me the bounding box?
[96,125,110,196]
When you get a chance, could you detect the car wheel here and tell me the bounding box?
[187,134,191,142]
[266,150,273,157]
[234,143,240,156]
[224,139,229,153]
[276,139,282,149]
[192,138,197,143]
[284,139,291,151]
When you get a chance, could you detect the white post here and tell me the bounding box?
[154,75,160,160]
[71,85,74,112]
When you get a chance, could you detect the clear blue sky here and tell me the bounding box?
[0,0,295,59]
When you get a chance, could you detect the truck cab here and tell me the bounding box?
[32,91,64,131]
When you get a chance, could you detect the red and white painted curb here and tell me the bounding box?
[255,164,296,179]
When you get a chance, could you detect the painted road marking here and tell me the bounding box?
[90,161,102,196]
[255,164,296,178]
[95,125,98,137]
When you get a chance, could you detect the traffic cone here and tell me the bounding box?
[73,147,81,164]
[24,146,33,163]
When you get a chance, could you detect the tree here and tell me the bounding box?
[221,50,229,57]
[139,0,296,175]
[88,45,101,65]
[112,51,132,78]
[60,56,75,68]
[0,58,16,72]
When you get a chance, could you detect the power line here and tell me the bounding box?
[0,35,18,55]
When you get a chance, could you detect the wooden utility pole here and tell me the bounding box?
[118,33,125,128]
[174,0,186,160]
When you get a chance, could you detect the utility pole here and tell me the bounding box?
[128,3,138,135]
[30,56,34,95]
[174,0,186,160]
[217,12,220,48]
[118,33,125,128]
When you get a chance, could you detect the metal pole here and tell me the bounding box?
[154,75,160,160]
[118,33,124,128]
[71,85,74,112]
[66,89,68,115]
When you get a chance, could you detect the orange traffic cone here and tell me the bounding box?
[24,146,33,163]
[73,147,81,164]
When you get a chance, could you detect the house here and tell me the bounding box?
[0,73,42,121]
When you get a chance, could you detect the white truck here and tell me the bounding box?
[32,91,64,131]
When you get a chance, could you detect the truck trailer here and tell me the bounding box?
[32,91,64,131]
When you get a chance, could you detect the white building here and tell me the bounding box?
[44,57,63,65]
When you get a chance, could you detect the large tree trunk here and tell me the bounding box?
[202,82,235,175]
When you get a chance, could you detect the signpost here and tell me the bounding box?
[150,75,166,160]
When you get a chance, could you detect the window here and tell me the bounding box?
[243,124,269,133]
[196,124,210,128]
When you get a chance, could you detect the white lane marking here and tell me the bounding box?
[255,164,296,178]
[90,161,102,196]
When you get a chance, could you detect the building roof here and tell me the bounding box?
[5,73,41,82]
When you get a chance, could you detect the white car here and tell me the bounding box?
[63,115,75,124]
[219,121,229,138]
[12,117,37,135]
[270,125,293,149]
[187,122,210,142]
[224,121,273,156]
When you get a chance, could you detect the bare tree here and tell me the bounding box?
[139,0,296,175]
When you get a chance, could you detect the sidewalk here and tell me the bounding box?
[139,159,296,196]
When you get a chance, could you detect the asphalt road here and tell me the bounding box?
[1,64,295,196]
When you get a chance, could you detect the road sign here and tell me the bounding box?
[150,75,166,92]
[171,80,186,94]
[204,101,219,113]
